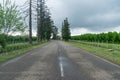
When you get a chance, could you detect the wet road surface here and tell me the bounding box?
[0,41,120,80]
[58,45,82,80]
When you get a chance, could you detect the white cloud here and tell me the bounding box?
[71,26,120,36]
[13,0,26,5]
[70,28,94,36]
[46,0,69,27]
[112,26,120,32]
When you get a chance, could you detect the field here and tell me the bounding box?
[68,40,120,65]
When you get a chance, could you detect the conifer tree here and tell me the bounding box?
[61,18,71,41]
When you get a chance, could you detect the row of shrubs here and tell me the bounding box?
[71,32,120,43]
[0,34,37,48]
[0,34,37,43]
[0,42,39,53]
[7,35,37,44]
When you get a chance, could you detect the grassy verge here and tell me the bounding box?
[0,42,49,63]
[67,41,120,65]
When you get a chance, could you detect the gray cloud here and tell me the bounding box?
[1,0,120,33]
[47,0,120,31]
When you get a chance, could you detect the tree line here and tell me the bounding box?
[71,32,120,43]
[26,0,57,43]
[0,0,72,50]
[0,0,58,49]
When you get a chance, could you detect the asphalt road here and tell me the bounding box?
[0,41,120,80]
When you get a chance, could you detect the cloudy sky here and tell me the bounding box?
[1,0,120,35]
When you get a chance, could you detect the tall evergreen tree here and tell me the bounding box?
[61,18,71,41]
[52,26,58,40]
[37,0,53,42]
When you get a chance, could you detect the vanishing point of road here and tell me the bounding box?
[0,41,120,80]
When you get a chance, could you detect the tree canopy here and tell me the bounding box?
[0,0,25,34]
[0,0,25,48]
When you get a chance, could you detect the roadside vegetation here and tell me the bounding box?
[0,35,49,63]
[68,41,120,65]
[0,35,37,51]
[0,41,48,63]
[69,32,120,65]
[71,32,120,43]
[0,0,56,63]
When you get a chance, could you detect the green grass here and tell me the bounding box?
[0,42,49,63]
[68,41,120,65]
[77,40,120,51]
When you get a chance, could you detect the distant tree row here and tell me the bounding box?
[0,0,58,49]
[71,32,120,43]
[36,0,56,42]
